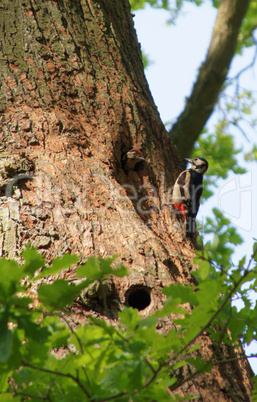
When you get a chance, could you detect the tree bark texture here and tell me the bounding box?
[170,0,251,159]
[0,0,253,399]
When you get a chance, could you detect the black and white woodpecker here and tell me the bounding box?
[172,157,209,238]
[122,149,145,173]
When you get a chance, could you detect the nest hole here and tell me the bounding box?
[126,286,151,311]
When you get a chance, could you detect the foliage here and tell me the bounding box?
[237,1,257,52]
[1,246,257,400]
[131,0,257,54]
[245,144,257,161]
[201,208,243,268]
[192,87,256,264]
[142,52,153,69]
[130,0,170,11]
[130,0,211,13]
[192,127,245,200]
[130,0,204,23]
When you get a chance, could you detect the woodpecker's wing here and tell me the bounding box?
[188,170,204,218]
[172,162,206,238]
[172,170,192,205]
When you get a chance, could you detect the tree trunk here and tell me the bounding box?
[0,0,253,399]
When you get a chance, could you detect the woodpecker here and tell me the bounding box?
[122,149,145,173]
[172,157,208,239]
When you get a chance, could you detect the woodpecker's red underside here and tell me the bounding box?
[174,203,186,219]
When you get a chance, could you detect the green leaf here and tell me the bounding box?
[15,314,50,342]
[36,254,79,278]
[253,242,257,260]
[227,316,246,342]
[187,356,211,373]
[0,322,12,363]
[99,255,117,274]
[196,259,210,281]
[0,394,19,401]
[99,363,126,395]
[38,280,86,309]
[163,283,198,305]
[0,371,11,392]
[76,257,102,279]
[21,245,45,276]
[0,258,20,299]
[126,361,144,392]
[76,256,127,280]
[238,256,246,268]
[89,316,115,337]
[119,307,142,329]
[173,360,187,370]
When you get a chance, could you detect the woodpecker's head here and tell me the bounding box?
[184,157,208,175]
[122,149,145,172]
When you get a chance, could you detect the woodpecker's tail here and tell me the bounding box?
[186,216,196,240]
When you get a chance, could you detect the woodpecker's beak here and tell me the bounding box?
[137,156,145,161]
[184,158,193,164]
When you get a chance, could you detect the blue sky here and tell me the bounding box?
[134,1,257,373]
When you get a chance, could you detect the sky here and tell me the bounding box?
[133,1,257,373]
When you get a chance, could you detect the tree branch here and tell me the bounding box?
[169,0,251,159]
[22,361,91,398]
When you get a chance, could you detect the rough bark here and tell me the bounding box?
[170,0,251,159]
[0,0,253,399]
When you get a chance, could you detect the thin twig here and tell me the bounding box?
[217,305,232,348]
[169,368,201,392]
[233,40,257,82]
[82,366,91,386]
[212,354,257,366]
[144,356,157,375]
[60,313,84,354]
[22,361,91,398]
[143,361,167,389]
[101,392,127,401]
[11,391,49,400]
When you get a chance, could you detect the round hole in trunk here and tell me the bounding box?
[125,286,151,311]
